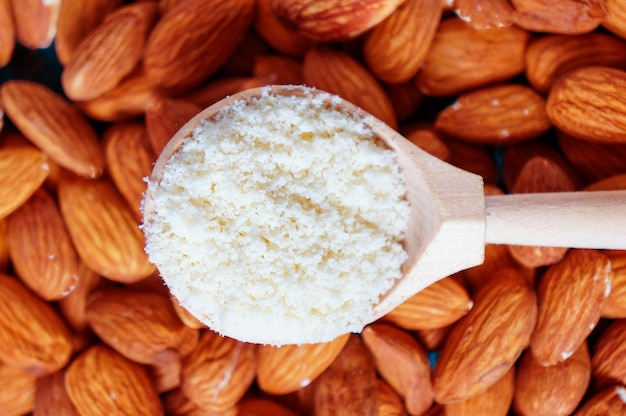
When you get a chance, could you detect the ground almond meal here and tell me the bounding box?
[143,88,410,345]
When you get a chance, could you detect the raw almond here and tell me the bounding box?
[382,276,472,330]
[1,80,104,178]
[558,132,626,184]
[362,323,433,415]
[433,268,537,403]
[57,176,155,283]
[448,0,518,30]
[86,288,199,364]
[65,344,163,416]
[591,319,626,389]
[386,81,423,123]
[236,398,298,416]
[254,0,311,57]
[181,76,268,109]
[376,378,406,416]
[547,66,626,143]
[143,0,255,92]
[0,218,8,272]
[603,0,626,40]
[530,249,612,366]
[511,0,607,34]
[363,0,442,83]
[257,333,350,395]
[7,188,79,300]
[61,2,158,101]
[416,324,455,351]
[144,97,201,156]
[252,55,304,86]
[403,124,450,161]
[313,334,378,415]
[434,84,551,144]
[574,384,626,415]
[302,46,397,129]
[0,0,14,66]
[149,349,183,393]
[103,122,156,217]
[514,342,591,416]
[181,331,256,412]
[57,260,102,331]
[602,250,626,318]
[55,0,123,65]
[0,273,73,375]
[10,0,60,49]
[34,371,79,416]
[170,297,206,329]
[0,145,49,219]
[586,173,626,191]
[526,33,626,94]
[0,362,37,415]
[415,18,529,96]
[270,0,405,42]
[444,367,515,416]
[445,139,499,185]
[464,242,534,293]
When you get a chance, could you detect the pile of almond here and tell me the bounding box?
[1,0,626,414]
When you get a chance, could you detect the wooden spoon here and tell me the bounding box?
[143,85,626,339]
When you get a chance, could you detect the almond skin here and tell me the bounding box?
[56,260,102,332]
[363,0,442,83]
[143,0,255,93]
[34,371,80,416]
[11,0,60,49]
[144,97,201,156]
[574,384,626,415]
[603,0,626,40]
[514,343,591,416]
[511,0,607,34]
[435,84,551,145]
[0,0,15,66]
[602,250,626,318]
[0,273,73,375]
[448,0,518,30]
[1,80,104,178]
[362,323,433,415]
[65,344,163,416]
[0,146,49,219]
[257,333,350,395]
[382,277,472,330]
[433,268,537,403]
[61,2,158,101]
[0,363,37,415]
[270,0,405,42]
[444,367,515,416]
[7,188,79,301]
[181,331,257,412]
[558,132,626,184]
[547,66,626,143]
[57,176,155,283]
[86,288,199,365]
[530,249,612,366]
[591,319,626,390]
[254,0,311,57]
[415,18,529,96]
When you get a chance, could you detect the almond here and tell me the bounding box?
[558,131,626,184]
[34,371,79,416]
[313,334,378,415]
[237,398,298,416]
[181,331,256,412]
[386,81,423,123]
[363,0,442,83]
[511,0,607,34]
[376,378,406,416]
[514,342,590,416]
[416,324,455,351]
[445,139,499,185]
[181,76,268,109]
[143,0,255,93]
[448,0,518,30]
[55,0,123,65]
[382,277,472,330]
[586,173,626,191]
[602,250,626,318]
[10,0,60,49]
[56,260,102,332]
[0,273,73,375]
[435,84,551,144]
[57,176,155,283]
[603,0,626,40]
[0,0,15,67]
[257,333,350,395]
[65,344,163,416]
[61,2,158,101]
[252,55,304,86]
[1,80,104,178]
[270,0,405,42]
[591,319,626,390]
[547,66,626,143]
[7,188,79,300]
[0,146,49,219]
[415,18,529,96]
[144,97,201,156]
[103,122,156,217]
[170,297,207,329]
[464,242,534,293]
[0,218,8,272]
[86,287,199,365]
[0,363,37,415]
[444,367,515,416]
[433,268,537,403]
[254,0,311,57]
[362,323,433,415]
[149,349,183,393]
[530,249,612,366]
[302,46,397,129]
[574,384,626,415]
[526,33,626,94]
[403,124,450,161]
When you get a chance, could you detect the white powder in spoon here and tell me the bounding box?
[143,87,410,345]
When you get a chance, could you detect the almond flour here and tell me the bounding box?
[143,87,410,345]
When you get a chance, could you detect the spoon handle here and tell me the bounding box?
[484,190,626,249]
